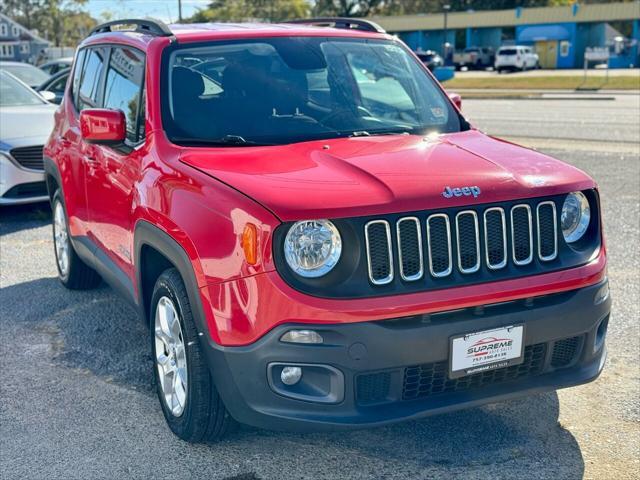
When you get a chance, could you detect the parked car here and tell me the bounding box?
[0,71,56,205]
[495,46,539,72]
[416,50,444,71]
[45,18,610,443]
[453,47,495,70]
[39,57,73,76]
[0,61,51,89]
[37,68,70,104]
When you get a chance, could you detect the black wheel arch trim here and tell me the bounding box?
[43,155,62,201]
[133,220,213,342]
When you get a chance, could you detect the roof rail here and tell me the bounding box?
[90,18,173,37]
[285,17,386,34]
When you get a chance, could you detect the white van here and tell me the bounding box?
[495,46,539,72]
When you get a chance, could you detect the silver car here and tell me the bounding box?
[0,70,57,205]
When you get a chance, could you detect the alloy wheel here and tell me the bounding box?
[154,296,188,417]
[53,200,70,277]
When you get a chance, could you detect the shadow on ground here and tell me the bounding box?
[1,274,586,477]
[0,202,51,235]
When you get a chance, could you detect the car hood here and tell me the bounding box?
[0,104,57,147]
[180,129,595,222]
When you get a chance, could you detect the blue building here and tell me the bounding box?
[0,13,51,64]
[373,2,640,68]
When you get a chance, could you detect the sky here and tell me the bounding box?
[84,0,212,23]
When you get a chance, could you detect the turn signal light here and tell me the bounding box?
[241,223,258,265]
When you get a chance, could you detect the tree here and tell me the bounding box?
[188,0,310,22]
[0,0,94,46]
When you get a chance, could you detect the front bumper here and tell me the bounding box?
[203,279,611,431]
[0,154,47,205]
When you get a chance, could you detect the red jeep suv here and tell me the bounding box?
[44,18,611,442]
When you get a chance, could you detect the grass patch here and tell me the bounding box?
[443,75,640,90]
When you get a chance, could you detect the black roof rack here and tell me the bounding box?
[90,18,173,37]
[285,17,386,34]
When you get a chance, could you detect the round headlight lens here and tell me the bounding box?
[561,191,591,243]
[284,220,342,278]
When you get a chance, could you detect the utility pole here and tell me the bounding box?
[442,4,451,60]
[178,0,183,23]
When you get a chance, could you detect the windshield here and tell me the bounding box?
[0,63,50,86]
[0,71,46,107]
[162,37,461,146]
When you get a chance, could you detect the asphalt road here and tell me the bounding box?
[1,98,639,480]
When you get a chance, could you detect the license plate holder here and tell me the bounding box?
[449,325,525,379]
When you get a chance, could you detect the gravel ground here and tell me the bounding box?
[1,99,639,479]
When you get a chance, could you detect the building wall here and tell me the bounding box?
[467,27,503,50]
[0,15,50,63]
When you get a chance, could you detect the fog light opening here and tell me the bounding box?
[280,330,324,344]
[594,316,609,353]
[281,366,302,385]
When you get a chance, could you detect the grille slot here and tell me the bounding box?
[426,214,452,277]
[551,336,581,368]
[365,220,393,285]
[10,145,44,171]
[455,211,480,274]
[511,205,533,265]
[537,201,558,261]
[484,207,507,269]
[356,372,391,405]
[396,217,423,281]
[402,343,546,401]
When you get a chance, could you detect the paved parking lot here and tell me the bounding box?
[1,97,639,479]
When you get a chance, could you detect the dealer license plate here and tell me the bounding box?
[450,325,524,379]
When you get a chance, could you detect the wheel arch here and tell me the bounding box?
[134,220,213,343]
[43,155,62,202]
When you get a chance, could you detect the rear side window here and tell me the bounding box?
[71,49,86,109]
[103,47,146,143]
[78,47,108,110]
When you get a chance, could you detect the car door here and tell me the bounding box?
[57,47,107,237]
[83,45,146,280]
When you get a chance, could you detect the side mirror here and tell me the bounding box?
[80,109,126,145]
[448,92,462,110]
[40,90,57,102]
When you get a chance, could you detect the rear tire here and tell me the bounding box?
[151,268,235,442]
[52,190,101,290]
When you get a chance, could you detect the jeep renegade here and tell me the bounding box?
[44,18,611,442]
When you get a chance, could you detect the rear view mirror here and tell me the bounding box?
[448,92,462,110]
[80,109,126,145]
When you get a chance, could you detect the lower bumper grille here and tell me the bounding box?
[355,335,583,406]
[2,181,48,199]
[402,343,546,401]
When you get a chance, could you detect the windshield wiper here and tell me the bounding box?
[348,129,413,138]
[170,134,274,147]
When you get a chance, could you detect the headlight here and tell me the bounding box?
[284,220,342,278]
[561,191,591,243]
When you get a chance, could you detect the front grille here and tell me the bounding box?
[2,181,48,199]
[402,343,546,401]
[551,336,581,367]
[10,145,44,171]
[364,200,558,285]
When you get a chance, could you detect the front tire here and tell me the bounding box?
[151,268,234,442]
[52,190,101,289]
